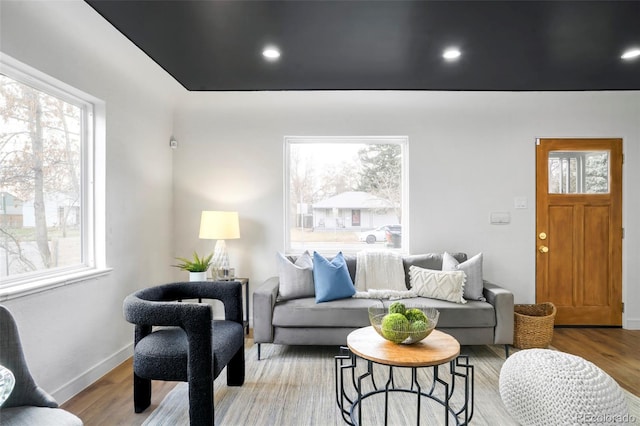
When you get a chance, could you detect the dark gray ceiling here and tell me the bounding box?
[85,0,640,91]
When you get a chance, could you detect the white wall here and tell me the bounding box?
[173,90,640,329]
[1,0,183,402]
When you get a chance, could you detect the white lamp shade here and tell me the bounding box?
[199,211,240,240]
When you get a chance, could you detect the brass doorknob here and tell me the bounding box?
[539,245,549,253]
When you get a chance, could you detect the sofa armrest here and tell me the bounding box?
[483,281,514,345]
[253,276,280,344]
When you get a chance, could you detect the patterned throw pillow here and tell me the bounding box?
[409,265,467,304]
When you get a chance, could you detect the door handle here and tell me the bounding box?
[539,245,549,253]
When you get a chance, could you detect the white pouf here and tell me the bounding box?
[499,349,629,426]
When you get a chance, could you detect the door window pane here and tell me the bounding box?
[548,151,609,194]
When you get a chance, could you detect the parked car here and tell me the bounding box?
[385,225,402,248]
[358,225,400,244]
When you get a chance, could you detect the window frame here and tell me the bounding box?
[284,135,409,255]
[0,53,108,300]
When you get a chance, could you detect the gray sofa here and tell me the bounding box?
[253,252,514,359]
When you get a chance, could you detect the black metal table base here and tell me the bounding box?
[335,347,474,425]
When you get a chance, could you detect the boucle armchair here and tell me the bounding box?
[123,281,245,426]
[0,305,83,425]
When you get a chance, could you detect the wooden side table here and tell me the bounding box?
[336,327,474,425]
[212,277,250,335]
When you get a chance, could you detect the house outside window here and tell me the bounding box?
[0,54,106,297]
[285,136,408,254]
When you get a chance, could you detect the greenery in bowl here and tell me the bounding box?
[172,252,213,272]
[369,302,439,344]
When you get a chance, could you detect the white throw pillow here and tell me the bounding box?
[409,265,467,304]
[443,252,485,301]
[276,251,315,300]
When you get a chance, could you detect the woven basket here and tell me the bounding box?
[513,302,557,349]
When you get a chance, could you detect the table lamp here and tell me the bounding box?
[199,210,240,279]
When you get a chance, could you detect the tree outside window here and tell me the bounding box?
[0,73,84,279]
[285,136,407,253]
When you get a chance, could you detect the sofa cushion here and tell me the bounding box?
[272,297,496,328]
[443,252,486,301]
[276,251,315,300]
[405,298,495,328]
[273,297,375,328]
[343,254,358,282]
[409,266,467,304]
[312,252,356,303]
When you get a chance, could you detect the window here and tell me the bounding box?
[548,151,609,194]
[0,55,106,297]
[285,136,408,254]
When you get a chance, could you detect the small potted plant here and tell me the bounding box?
[173,251,213,281]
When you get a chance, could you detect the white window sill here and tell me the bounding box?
[0,267,113,301]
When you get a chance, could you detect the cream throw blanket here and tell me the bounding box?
[353,251,415,299]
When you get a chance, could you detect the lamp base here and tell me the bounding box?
[211,240,230,279]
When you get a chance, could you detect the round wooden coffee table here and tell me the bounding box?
[335,327,474,425]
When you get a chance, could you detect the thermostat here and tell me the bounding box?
[490,212,511,225]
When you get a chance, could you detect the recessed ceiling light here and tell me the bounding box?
[262,46,281,61]
[443,48,461,61]
[621,48,640,60]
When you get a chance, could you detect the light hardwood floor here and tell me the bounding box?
[61,328,640,426]
[551,327,640,396]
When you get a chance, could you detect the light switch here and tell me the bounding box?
[490,212,511,224]
[514,196,527,209]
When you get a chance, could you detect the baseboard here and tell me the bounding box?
[52,342,134,404]
[624,317,640,330]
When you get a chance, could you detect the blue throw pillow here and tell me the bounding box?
[313,251,356,303]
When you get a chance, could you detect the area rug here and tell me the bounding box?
[143,344,640,425]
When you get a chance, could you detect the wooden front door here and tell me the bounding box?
[536,138,623,325]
